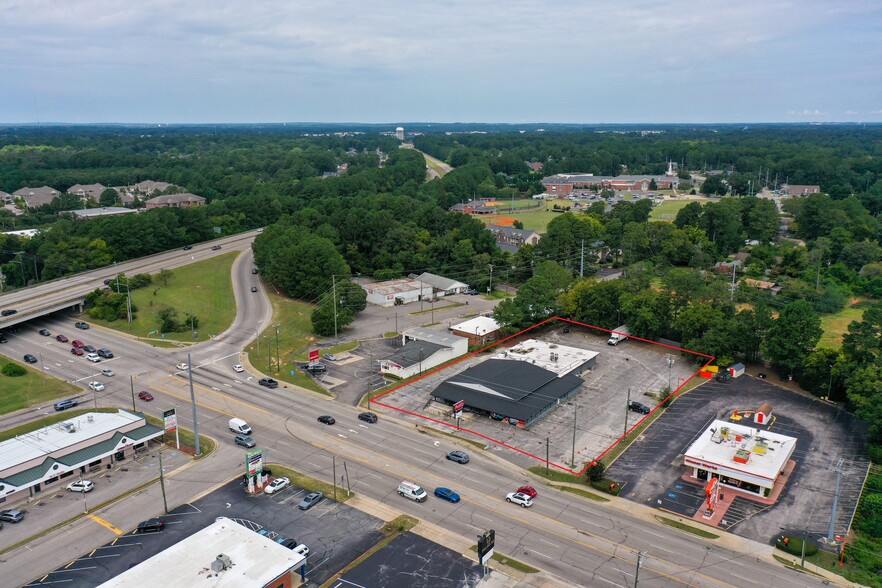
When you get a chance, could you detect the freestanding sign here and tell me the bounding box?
[453,399,465,420]
[309,349,319,362]
[477,529,495,566]
[162,407,180,449]
[246,449,264,477]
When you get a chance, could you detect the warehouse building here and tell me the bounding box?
[683,420,797,497]
[362,278,433,307]
[0,410,163,503]
[413,272,469,296]
[380,328,468,379]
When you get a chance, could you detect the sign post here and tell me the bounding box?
[162,407,179,449]
[453,400,464,428]
[308,349,319,362]
[477,529,495,573]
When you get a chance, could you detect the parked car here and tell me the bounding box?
[517,486,538,498]
[1,309,17,316]
[490,412,505,421]
[54,399,78,411]
[211,245,222,251]
[101,368,115,377]
[234,434,256,448]
[628,400,651,414]
[464,289,479,295]
[258,377,278,388]
[23,354,37,364]
[88,381,105,391]
[298,491,324,510]
[323,353,338,361]
[175,363,188,371]
[446,450,469,464]
[305,362,326,373]
[39,329,50,336]
[86,353,101,363]
[317,415,335,425]
[71,339,85,348]
[434,487,461,503]
[56,334,69,342]
[264,477,290,495]
[291,544,310,557]
[233,364,245,373]
[71,347,84,356]
[358,412,378,424]
[250,286,258,292]
[136,518,166,533]
[0,509,24,523]
[75,321,89,330]
[505,492,533,508]
[67,480,94,493]
[138,391,154,402]
[251,268,258,274]
[83,345,96,353]
[97,348,113,358]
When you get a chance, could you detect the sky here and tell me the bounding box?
[1,0,881,124]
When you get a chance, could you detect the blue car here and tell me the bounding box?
[434,487,460,503]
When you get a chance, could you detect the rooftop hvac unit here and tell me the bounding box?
[63,423,76,433]
[211,554,232,572]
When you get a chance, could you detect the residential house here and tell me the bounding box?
[66,183,106,200]
[13,186,61,208]
[780,184,821,197]
[486,224,541,252]
[144,193,206,209]
[740,278,782,296]
[132,180,172,195]
[527,161,544,172]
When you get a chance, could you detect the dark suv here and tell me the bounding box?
[55,399,79,411]
[628,400,651,414]
[97,348,114,359]
[136,518,166,533]
[258,378,278,389]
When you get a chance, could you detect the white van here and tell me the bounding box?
[229,418,252,435]
[397,481,427,503]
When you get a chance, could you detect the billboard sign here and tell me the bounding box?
[162,408,177,432]
[309,349,319,361]
[477,529,495,565]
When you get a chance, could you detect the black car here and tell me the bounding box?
[317,415,335,425]
[250,286,258,292]
[1,309,17,316]
[83,345,96,353]
[251,268,258,274]
[211,245,222,251]
[97,348,114,359]
[136,518,166,533]
[75,321,89,330]
[54,398,78,411]
[23,354,37,364]
[446,450,470,464]
[183,245,193,250]
[258,377,278,389]
[39,329,50,336]
[0,334,7,343]
[628,400,651,414]
[358,412,378,424]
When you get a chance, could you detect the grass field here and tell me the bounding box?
[0,363,81,415]
[650,199,696,221]
[90,253,238,342]
[818,298,876,349]
[479,199,572,233]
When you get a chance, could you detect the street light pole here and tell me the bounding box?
[571,403,577,468]
[546,436,550,474]
[826,365,834,400]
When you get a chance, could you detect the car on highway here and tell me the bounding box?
[446,450,469,464]
[517,486,538,498]
[211,245,222,251]
[56,334,69,342]
[23,354,38,364]
[39,329,50,336]
[88,381,105,391]
[67,480,94,493]
[506,492,533,508]
[251,268,258,274]
[97,348,113,358]
[175,363,188,371]
[138,391,154,401]
[234,434,256,448]
[258,377,278,388]
[0,334,7,343]
[250,286,258,292]
[70,347,84,356]
[628,400,651,414]
[54,399,78,411]
[86,353,101,363]
[233,364,245,373]
[75,321,89,330]
[358,412,378,424]
[0,509,25,523]
[71,339,85,348]
[136,518,166,533]
[298,491,324,510]
[183,245,193,250]
[317,415,335,425]
[264,477,290,495]
[434,487,461,503]
[1,309,17,316]
[83,345,97,353]
[101,368,115,377]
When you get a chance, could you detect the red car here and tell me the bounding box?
[56,334,69,343]
[138,391,154,402]
[517,486,538,498]
[71,340,85,348]
[70,347,84,356]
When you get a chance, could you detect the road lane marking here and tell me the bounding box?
[530,548,552,558]
[731,574,758,584]
[540,537,560,548]
[88,514,123,535]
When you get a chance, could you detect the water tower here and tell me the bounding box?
[395,126,405,141]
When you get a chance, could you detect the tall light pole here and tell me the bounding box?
[666,356,675,393]
[274,324,281,372]
[571,403,578,468]
[826,365,834,400]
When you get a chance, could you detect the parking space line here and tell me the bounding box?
[88,514,123,535]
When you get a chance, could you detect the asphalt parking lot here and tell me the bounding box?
[375,324,697,471]
[335,532,484,588]
[25,477,385,587]
[605,376,871,544]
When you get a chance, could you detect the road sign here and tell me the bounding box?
[309,349,319,361]
[477,529,495,565]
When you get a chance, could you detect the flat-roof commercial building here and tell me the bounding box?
[98,517,306,587]
[498,339,598,377]
[413,272,469,296]
[683,419,797,497]
[362,278,433,307]
[0,410,163,503]
[69,207,138,219]
[451,316,501,347]
[380,328,468,379]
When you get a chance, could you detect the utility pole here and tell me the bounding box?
[571,403,577,467]
[488,264,494,293]
[580,239,585,277]
[274,324,281,371]
[666,356,675,393]
[634,551,645,587]
[130,375,136,411]
[332,455,337,502]
[159,450,169,513]
[730,264,736,301]
[624,388,631,437]
[332,276,338,342]
[187,353,201,456]
[826,458,846,544]
[266,337,272,372]
[546,437,550,474]
[126,282,133,331]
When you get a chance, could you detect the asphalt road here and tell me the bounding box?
[0,248,844,588]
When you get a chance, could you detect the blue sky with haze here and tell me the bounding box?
[1,0,880,124]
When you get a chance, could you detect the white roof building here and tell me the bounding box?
[495,338,599,377]
[684,419,797,496]
[414,272,469,295]
[98,517,305,587]
[451,316,499,337]
[362,278,433,307]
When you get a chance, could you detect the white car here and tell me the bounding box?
[176,363,189,371]
[505,491,533,508]
[88,381,105,391]
[264,477,290,495]
[101,368,115,377]
[67,480,94,493]
[233,364,245,373]
[86,353,101,363]
[292,544,309,557]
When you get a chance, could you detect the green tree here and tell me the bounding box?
[673,202,703,229]
[99,188,118,207]
[157,307,180,332]
[763,300,822,378]
[701,175,727,196]
[312,299,354,336]
[157,268,175,286]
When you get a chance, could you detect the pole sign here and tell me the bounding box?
[162,408,177,432]
[246,449,264,477]
[309,349,319,362]
[453,399,465,419]
[477,529,495,565]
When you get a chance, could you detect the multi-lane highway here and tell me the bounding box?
[0,246,845,587]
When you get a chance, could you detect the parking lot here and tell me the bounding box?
[25,477,385,587]
[605,376,871,545]
[374,324,698,472]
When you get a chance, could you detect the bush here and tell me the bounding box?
[775,535,819,557]
[586,460,605,482]
[590,479,621,496]
[2,363,27,377]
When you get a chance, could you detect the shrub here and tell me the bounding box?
[775,535,819,557]
[586,460,605,482]
[2,363,27,377]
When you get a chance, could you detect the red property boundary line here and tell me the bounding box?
[371,316,716,476]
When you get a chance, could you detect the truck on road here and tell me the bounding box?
[607,325,630,345]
